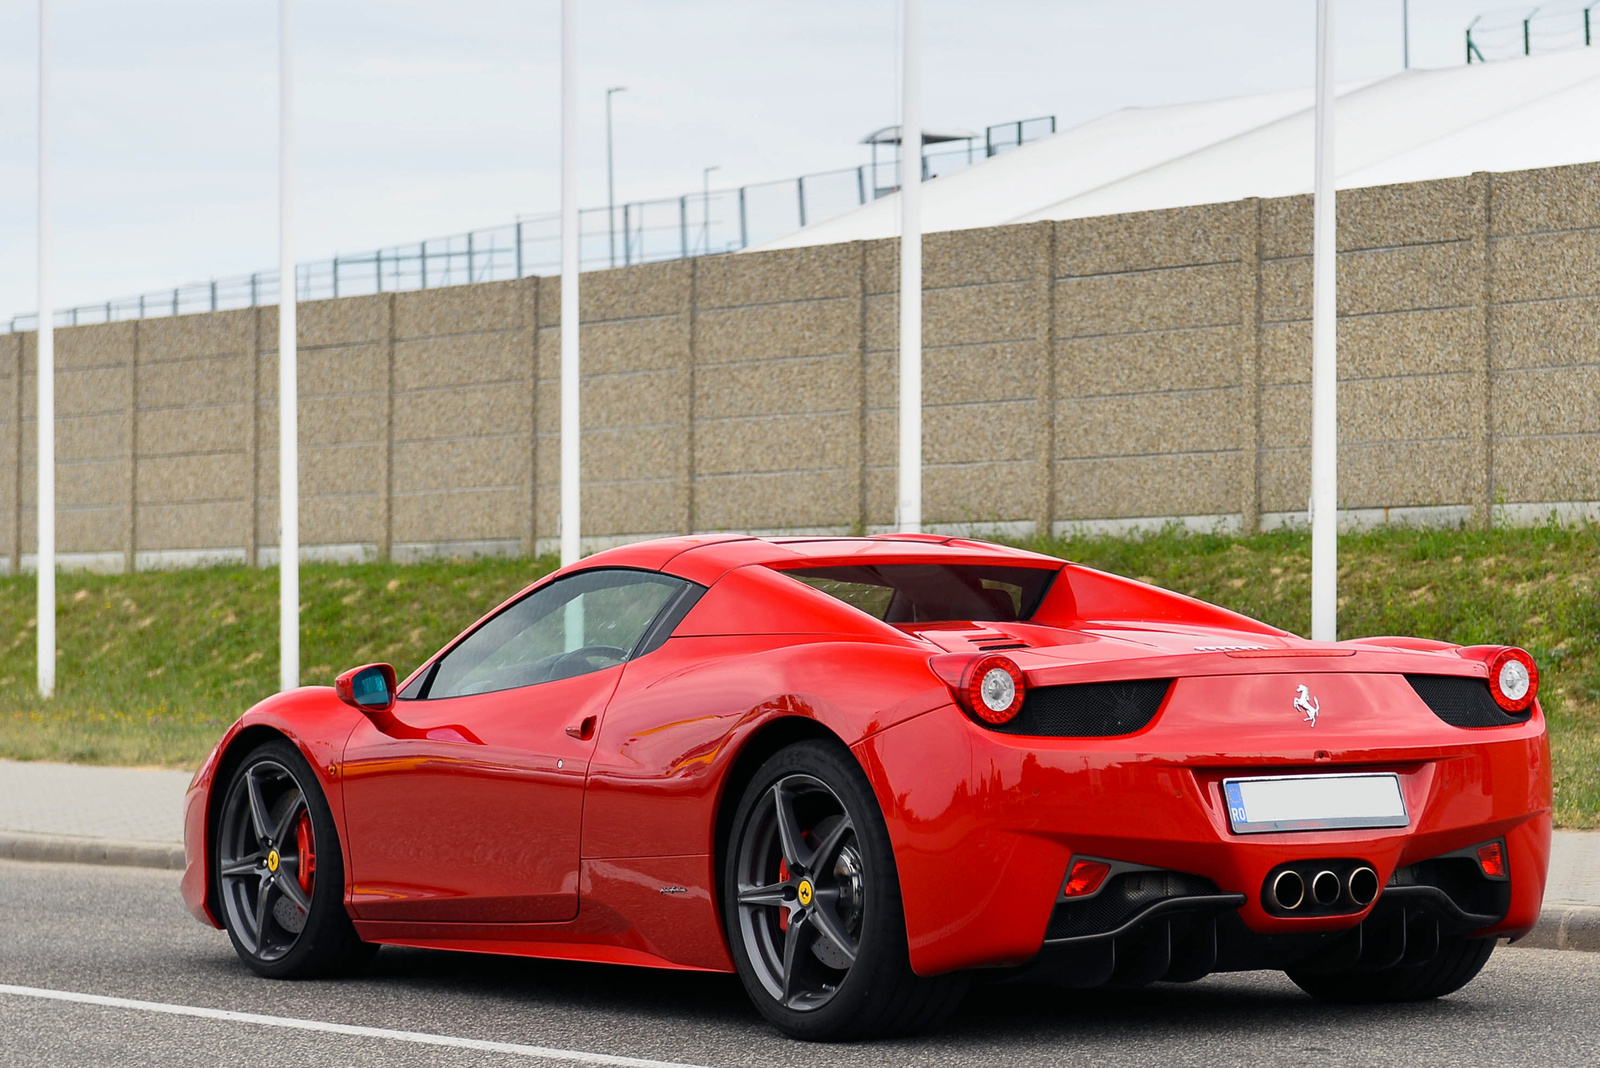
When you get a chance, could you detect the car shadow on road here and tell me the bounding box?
[366,945,761,1026]
[350,944,1482,1052]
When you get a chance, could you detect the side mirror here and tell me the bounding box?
[336,663,398,718]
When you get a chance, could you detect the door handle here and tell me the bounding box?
[566,715,597,741]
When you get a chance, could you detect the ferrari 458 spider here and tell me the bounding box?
[182,534,1550,1039]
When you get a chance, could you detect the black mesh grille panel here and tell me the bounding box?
[1046,870,1219,941]
[1405,674,1530,728]
[994,678,1173,737]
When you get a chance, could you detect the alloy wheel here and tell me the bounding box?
[217,758,317,962]
[732,773,865,1011]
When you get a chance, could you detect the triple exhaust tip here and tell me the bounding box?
[1269,865,1379,911]
[1270,869,1306,910]
[1347,865,1380,907]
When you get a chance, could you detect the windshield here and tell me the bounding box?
[780,563,1057,624]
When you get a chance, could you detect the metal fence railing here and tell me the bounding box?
[1466,3,1600,62]
[6,115,1056,334]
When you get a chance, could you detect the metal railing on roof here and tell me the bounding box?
[5,114,1055,334]
[1467,3,1600,62]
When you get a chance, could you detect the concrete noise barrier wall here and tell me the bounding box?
[2,162,1598,572]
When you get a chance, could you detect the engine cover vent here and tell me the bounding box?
[1406,675,1531,728]
[991,678,1173,737]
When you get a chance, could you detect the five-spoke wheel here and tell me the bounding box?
[733,773,865,1011]
[213,739,373,978]
[723,740,966,1040]
[217,757,316,962]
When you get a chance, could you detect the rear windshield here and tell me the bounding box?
[780,564,1057,624]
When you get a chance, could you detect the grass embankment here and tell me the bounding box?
[0,556,557,769]
[0,525,1594,825]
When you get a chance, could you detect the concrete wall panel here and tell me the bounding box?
[1057,389,1246,459]
[140,501,249,550]
[1490,297,1600,370]
[1490,162,1600,236]
[695,413,854,476]
[1055,263,1240,336]
[697,300,857,364]
[54,321,135,370]
[136,310,253,363]
[1056,327,1242,396]
[57,414,126,464]
[393,281,521,339]
[138,355,251,410]
[58,506,123,554]
[1055,453,1242,519]
[1056,203,1243,276]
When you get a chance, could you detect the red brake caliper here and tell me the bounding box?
[295,813,316,897]
[777,858,790,931]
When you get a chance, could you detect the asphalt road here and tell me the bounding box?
[1,859,1596,1068]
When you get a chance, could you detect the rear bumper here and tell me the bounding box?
[854,696,1551,977]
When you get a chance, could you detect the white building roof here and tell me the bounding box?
[756,48,1600,250]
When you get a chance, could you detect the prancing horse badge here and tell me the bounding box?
[1294,684,1320,727]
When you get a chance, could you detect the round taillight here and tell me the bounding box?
[962,655,1025,725]
[1486,647,1538,713]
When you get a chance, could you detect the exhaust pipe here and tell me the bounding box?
[1346,865,1379,908]
[1311,870,1341,907]
[1270,869,1305,910]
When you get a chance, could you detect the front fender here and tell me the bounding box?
[180,687,365,927]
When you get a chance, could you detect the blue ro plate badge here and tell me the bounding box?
[1224,773,1410,834]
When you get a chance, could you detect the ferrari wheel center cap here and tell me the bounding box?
[266,850,280,873]
[796,879,814,907]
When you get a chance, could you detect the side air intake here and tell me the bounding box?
[989,678,1173,737]
[1406,675,1531,728]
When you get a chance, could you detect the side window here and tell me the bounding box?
[419,569,688,700]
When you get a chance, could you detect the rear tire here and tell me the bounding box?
[722,739,967,1040]
[1287,934,1495,1003]
[213,738,375,979]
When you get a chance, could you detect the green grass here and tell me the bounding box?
[0,524,1594,826]
[0,555,557,769]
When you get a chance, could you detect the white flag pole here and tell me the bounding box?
[278,0,299,690]
[1310,0,1338,641]
[37,0,55,698]
[896,0,922,534]
[559,0,581,565]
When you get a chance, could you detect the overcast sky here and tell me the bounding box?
[0,1,1530,321]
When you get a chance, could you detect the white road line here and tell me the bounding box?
[0,983,717,1068]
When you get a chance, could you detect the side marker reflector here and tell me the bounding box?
[1062,859,1112,898]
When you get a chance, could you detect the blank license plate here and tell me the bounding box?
[1223,773,1409,834]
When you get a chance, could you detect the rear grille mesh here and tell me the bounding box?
[993,678,1173,737]
[1405,674,1530,728]
[1046,870,1220,940]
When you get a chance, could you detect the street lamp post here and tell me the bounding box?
[606,86,625,269]
[559,0,581,567]
[701,165,720,254]
[897,0,923,534]
[279,0,299,690]
[1403,0,1410,69]
[37,0,55,698]
[1310,0,1338,641]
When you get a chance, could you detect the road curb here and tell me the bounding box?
[1515,905,1600,953]
[0,832,184,871]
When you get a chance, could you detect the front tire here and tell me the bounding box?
[1287,934,1496,1003]
[722,740,966,1040]
[213,738,374,978]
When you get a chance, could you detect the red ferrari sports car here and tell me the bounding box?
[181,534,1550,1040]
